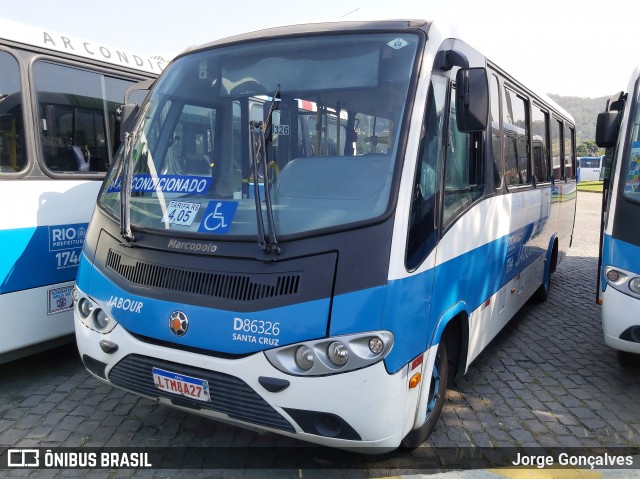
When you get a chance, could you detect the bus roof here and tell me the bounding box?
[0,17,167,75]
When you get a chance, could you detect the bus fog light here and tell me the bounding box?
[295,346,314,370]
[606,269,620,282]
[93,309,110,331]
[369,336,384,354]
[629,278,640,295]
[78,298,94,318]
[327,341,349,366]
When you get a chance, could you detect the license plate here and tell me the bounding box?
[152,367,210,401]
[48,285,74,314]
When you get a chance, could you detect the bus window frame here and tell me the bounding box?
[28,54,148,180]
[0,46,32,179]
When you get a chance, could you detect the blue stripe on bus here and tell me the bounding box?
[79,261,332,354]
[0,223,86,294]
[77,218,545,367]
[330,221,544,373]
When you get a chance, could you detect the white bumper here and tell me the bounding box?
[75,316,410,450]
[602,287,640,354]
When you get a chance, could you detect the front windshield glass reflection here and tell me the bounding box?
[99,33,420,237]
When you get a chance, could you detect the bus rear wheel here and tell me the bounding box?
[401,341,448,449]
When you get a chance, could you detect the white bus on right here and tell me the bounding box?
[596,67,640,367]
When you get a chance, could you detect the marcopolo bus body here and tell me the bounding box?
[596,68,640,366]
[75,20,576,450]
[0,18,166,363]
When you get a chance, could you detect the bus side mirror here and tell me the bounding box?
[595,111,621,148]
[455,67,489,132]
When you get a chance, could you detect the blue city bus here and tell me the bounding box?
[74,19,576,450]
[596,68,640,367]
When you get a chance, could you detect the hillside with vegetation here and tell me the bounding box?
[548,94,609,144]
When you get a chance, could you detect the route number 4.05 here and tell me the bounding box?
[56,250,80,268]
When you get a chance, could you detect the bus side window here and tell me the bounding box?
[531,105,550,182]
[34,62,137,174]
[564,125,575,179]
[489,74,502,189]
[551,118,563,180]
[443,83,483,226]
[503,87,530,187]
[406,75,447,269]
[0,51,27,173]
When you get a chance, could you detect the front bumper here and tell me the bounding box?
[75,317,409,450]
[602,286,640,354]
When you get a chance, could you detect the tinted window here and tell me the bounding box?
[531,105,550,182]
[34,62,135,173]
[551,119,563,180]
[406,75,447,269]
[564,125,575,179]
[503,88,530,187]
[443,85,483,226]
[490,75,502,189]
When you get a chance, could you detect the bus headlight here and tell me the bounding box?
[78,298,94,318]
[265,331,393,376]
[74,289,118,334]
[294,346,315,370]
[93,309,111,331]
[604,266,640,299]
[327,341,349,366]
[369,336,384,354]
[606,269,622,283]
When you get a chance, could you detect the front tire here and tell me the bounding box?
[617,350,640,367]
[533,261,551,303]
[401,341,448,449]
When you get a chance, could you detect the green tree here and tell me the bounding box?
[576,140,602,157]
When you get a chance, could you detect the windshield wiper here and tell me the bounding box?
[119,131,135,245]
[118,101,151,246]
[250,84,281,256]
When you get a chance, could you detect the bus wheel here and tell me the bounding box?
[617,350,640,367]
[532,263,551,303]
[401,341,448,449]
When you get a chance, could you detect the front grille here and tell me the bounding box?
[106,249,300,302]
[109,354,294,432]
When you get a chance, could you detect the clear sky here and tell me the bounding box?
[1,0,636,99]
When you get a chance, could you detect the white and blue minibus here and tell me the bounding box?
[74,19,576,450]
[0,18,166,363]
[596,68,640,367]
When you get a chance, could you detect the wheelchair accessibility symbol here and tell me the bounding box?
[198,201,238,234]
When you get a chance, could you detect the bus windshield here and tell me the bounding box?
[623,87,640,201]
[98,33,420,238]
